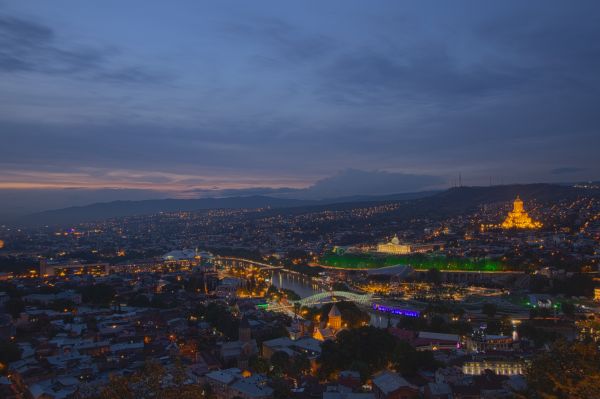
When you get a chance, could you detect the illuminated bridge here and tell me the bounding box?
[295,291,376,307]
[214,256,284,270]
[265,291,377,313]
[266,291,421,319]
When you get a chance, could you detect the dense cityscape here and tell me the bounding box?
[2,1,600,398]
[1,186,600,398]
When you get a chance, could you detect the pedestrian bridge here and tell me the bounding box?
[214,256,284,270]
[294,291,375,307]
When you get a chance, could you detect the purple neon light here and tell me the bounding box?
[372,303,420,317]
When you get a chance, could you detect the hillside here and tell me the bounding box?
[16,196,312,226]
[14,183,600,227]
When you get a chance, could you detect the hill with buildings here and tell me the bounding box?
[12,183,600,227]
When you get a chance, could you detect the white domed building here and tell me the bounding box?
[377,235,412,255]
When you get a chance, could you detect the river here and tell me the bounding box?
[268,269,404,328]
[269,270,322,298]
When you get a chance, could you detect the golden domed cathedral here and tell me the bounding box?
[501,196,542,229]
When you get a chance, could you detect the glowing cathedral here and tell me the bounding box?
[501,196,542,229]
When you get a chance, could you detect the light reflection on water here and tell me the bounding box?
[369,313,401,328]
[270,270,322,298]
[269,270,394,327]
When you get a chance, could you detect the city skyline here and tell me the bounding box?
[3,3,600,397]
[1,1,599,212]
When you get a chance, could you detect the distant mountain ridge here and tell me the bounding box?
[14,191,440,226]
[16,196,310,226]
[13,183,600,227]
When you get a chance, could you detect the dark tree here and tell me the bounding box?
[391,340,438,376]
[290,353,311,378]
[561,302,576,317]
[319,327,397,379]
[426,268,442,285]
[523,341,600,399]
[482,303,497,318]
[249,356,269,374]
[332,282,350,291]
[0,341,21,365]
[80,283,115,306]
[5,297,24,319]
[270,350,291,375]
[129,293,150,307]
[270,377,291,399]
[201,302,239,340]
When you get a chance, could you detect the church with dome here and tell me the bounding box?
[501,196,542,229]
[313,303,344,341]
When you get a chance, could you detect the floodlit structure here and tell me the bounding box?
[463,360,525,376]
[501,196,542,229]
[39,259,110,277]
[377,235,412,254]
[327,303,342,330]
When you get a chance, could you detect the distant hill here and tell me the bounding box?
[386,183,600,220]
[13,183,599,227]
[427,183,598,213]
[16,196,311,227]
[267,183,600,220]
[15,190,440,227]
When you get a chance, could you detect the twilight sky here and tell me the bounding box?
[1,1,599,215]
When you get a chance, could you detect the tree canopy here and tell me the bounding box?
[318,326,438,381]
[523,340,600,399]
[94,360,207,399]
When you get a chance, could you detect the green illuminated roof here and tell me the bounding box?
[318,253,506,271]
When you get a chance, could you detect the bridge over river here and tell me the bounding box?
[266,290,378,313]
[215,256,421,325]
[295,290,376,306]
[214,256,284,270]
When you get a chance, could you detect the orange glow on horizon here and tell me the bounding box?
[0,168,315,193]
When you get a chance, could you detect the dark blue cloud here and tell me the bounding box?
[184,169,444,200]
[0,1,599,213]
[0,13,168,83]
[298,169,444,199]
[225,18,335,66]
[551,167,586,175]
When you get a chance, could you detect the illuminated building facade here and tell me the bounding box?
[314,304,344,341]
[377,235,411,254]
[463,360,525,376]
[466,327,513,352]
[162,249,200,270]
[501,196,542,229]
[327,304,342,330]
[376,236,442,255]
[39,259,110,277]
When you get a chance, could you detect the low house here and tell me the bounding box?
[372,371,419,399]
[204,368,273,399]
